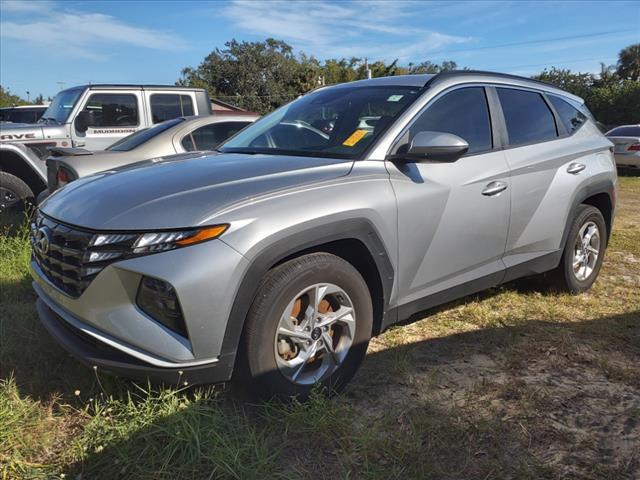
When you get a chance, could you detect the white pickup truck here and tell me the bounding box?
[0,84,211,211]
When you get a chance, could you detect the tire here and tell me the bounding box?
[0,171,35,214]
[549,205,607,294]
[235,252,373,400]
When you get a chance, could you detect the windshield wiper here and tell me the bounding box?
[38,117,59,124]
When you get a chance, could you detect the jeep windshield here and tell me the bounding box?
[39,88,84,124]
[218,86,421,159]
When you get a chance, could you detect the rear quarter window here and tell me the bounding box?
[150,94,194,124]
[548,95,587,134]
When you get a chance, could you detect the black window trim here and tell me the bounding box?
[388,84,499,159]
[84,92,141,128]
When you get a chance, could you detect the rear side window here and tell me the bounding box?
[606,126,640,136]
[497,88,557,146]
[548,95,586,134]
[108,117,185,151]
[84,93,139,127]
[409,87,492,155]
[182,121,251,151]
[150,94,194,124]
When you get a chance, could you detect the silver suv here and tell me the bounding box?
[30,71,617,399]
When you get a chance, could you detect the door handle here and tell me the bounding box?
[482,181,508,196]
[567,162,585,174]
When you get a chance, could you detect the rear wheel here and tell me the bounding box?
[549,205,606,294]
[236,253,373,400]
[0,172,35,215]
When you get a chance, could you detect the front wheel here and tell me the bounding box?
[0,172,35,215]
[236,253,373,400]
[549,205,607,294]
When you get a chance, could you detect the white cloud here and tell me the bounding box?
[0,1,188,59]
[220,0,471,61]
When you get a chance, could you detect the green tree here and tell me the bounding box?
[616,43,640,81]
[178,38,317,114]
[0,85,27,107]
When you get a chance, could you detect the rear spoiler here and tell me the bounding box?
[48,146,93,157]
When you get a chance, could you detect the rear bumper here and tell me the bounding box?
[35,295,234,386]
[614,152,640,167]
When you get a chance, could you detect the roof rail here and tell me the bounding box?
[425,70,560,90]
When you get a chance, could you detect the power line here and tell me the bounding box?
[486,56,618,71]
[426,28,639,56]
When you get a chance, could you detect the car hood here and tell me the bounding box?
[0,123,44,141]
[40,152,354,230]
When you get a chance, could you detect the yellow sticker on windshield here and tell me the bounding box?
[342,129,368,147]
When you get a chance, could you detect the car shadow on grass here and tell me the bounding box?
[52,309,639,480]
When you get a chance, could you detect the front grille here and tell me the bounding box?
[31,212,137,297]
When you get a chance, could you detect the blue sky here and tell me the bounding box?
[1,0,639,99]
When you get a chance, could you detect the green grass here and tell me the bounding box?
[1,175,639,479]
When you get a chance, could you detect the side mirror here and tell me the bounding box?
[391,131,469,162]
[74,110,92,133]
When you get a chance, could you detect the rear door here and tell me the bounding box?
[496,87,596,278]
[387,86,511,311]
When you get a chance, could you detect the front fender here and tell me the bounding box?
[0,142,47,181]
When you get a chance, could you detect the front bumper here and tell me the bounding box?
[31,236,249,385]
[36,296,231,385]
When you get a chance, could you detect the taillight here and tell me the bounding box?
[57,168,71,188]
[627,143,640,151]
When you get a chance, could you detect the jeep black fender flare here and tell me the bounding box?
[0,143,47,186]
[217,218,395,378]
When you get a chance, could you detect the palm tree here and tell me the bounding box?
[616,43,640,81]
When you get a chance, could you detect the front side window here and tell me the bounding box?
[182,121,251,151]
[39,88,83,124]
[548,95,586,134]
[108,117,185,151]
[497,88,557,146]
[150,94,194,124]
[83,93,139,127]
[219,86,421,159]
[408,87,492,155]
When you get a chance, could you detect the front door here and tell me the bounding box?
[72,91,144,151]
[387,86,511,311]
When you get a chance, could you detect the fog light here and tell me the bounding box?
[136,276,187,337]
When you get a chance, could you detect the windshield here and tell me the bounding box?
[107,117,185,151]
[218,86,421,159]
[39,88,83,124]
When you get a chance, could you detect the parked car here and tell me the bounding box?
[45,113,258,196]
[0,84,211,209]
[0,105,48,124]
[605,124,640,168]
[31,71,616,399]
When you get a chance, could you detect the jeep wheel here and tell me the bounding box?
[237,252,373,400]
[0,172,35,214]
[549,205,607,294]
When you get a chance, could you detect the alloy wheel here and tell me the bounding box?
[274,283,356,385]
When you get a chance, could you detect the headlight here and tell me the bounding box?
[87,224,229,258]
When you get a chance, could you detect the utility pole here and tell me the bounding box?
[364,58,372,79]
